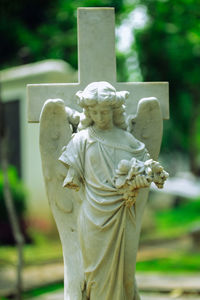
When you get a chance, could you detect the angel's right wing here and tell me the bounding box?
[39,99,85,300]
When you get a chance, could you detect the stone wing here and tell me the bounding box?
[39,99,85,300]
[127,97,163,160]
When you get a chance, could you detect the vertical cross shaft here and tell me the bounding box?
[27,7,169,123]
[78,8,116,84]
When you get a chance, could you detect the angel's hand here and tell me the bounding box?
[154,170,169,189]
[134,174,150,189]
[65,107,81,126]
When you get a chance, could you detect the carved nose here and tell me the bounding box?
[97,113,103,122]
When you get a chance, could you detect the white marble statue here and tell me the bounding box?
[39,81,168,300]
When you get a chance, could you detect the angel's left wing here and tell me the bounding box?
[127,97,163,160]
[39,99,85,300]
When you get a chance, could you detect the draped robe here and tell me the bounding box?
[59,126,149,300]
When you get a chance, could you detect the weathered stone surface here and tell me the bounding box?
[28,7,169,300]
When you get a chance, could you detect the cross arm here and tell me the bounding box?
[115,81,169,119]
[27,83,82,123]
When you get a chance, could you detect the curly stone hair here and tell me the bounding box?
[76,81,129,130]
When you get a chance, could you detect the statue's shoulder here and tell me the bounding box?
[71,128,90,145]
[119,128,145,149]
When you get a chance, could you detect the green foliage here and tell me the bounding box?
[2,0,200,170]
[116,51,130,82]
[0,0,125,70]
[0,166,26,221]
[134,0,200,174]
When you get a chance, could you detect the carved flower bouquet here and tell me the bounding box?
[114,158,169,208]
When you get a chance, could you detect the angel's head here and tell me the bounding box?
[76,81,129,130]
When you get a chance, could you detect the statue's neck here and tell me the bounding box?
[90,125,128,147]
[93,124,115,135]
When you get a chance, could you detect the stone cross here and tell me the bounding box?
[27,7,169,122]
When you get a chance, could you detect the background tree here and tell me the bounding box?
[133,0,200,175]
[0,0,125,69]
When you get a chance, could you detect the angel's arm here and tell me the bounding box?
[58,157,82,192]
[58,134,85,192]
[62,166,81,191]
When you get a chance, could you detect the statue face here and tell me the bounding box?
[88,104,113,130]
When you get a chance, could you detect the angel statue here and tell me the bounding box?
[39,81,168,300]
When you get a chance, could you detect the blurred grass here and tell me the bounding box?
[137,251,200,273]
[137,198,200,272]
[143,198,200,240]
[154,199,200,239]
[0,232,62,267]
[0,199,200,273]
[0,283,63,300]
[23,282,63,299]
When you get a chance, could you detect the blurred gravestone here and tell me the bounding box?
[0,60,76,227]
